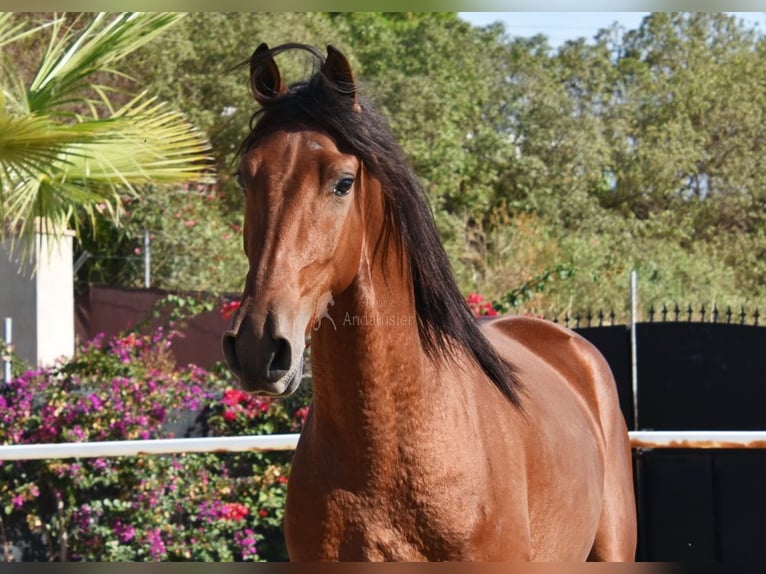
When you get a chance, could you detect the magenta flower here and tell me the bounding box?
[87,393,103,411]
[145,527,166,560]
[235,528,258,560]
[113,519,135,543]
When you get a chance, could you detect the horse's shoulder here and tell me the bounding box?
[480,314,615,409]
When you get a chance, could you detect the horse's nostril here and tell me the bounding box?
[222,333,241,376]
[268,337,292,379]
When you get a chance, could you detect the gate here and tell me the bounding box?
[577,317,766,561]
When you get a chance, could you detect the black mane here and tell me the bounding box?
[239,43,523,406]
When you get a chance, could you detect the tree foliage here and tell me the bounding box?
[54,12,766,314]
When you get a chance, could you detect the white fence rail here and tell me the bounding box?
[0,434,300,461]
[1,431,766,461]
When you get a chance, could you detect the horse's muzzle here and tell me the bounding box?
[222,301,304,396]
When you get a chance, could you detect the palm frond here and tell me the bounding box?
[1,97,212,249]
[28,12,185,113]
[62,97,213,185]
[0,111,96,179]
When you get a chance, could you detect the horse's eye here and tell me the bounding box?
[235,172,246,191]
[333,177,354,197]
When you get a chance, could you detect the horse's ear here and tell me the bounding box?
[322,45,361,113]
[250,42,286,104]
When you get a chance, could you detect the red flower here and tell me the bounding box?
[222,409,238,422]
[293,406,310,429]
[466,293,483,305]
[221,300,241,320]
[222,388,247,407]
[121,332,140,347]
[250,396,271,415]
[480,302,498,317]
[221,502,249,521]
[258,509,268,518]
[465,293,498,317]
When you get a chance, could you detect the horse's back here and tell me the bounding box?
[480,315,637,561]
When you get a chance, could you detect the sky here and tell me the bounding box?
[458,12,766,49]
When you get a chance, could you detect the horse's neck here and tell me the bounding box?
[308,264,440,461]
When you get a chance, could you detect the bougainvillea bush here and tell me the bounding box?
[0,325,310,562]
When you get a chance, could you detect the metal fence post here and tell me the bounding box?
[3,317,11,384]
[144,230,151,289]
[630,270,639,430]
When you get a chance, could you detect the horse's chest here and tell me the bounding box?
[287,488,467,560]
[285,459,518,561]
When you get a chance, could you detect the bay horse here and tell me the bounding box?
[222,42,637,561]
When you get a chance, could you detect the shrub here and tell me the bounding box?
[0,325,310,562]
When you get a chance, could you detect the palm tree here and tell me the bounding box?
[0,12,212,264]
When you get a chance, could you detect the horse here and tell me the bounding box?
[222,42,637,561]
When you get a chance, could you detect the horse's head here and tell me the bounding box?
[222,44,372,395]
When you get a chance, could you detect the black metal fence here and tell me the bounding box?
[574,312,766,561]
[554,304,760,329]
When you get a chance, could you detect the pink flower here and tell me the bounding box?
[293,406,310,429]
[87,393,103,411]
[145,527,166,559]
[235,528,258,560]
[466,293,483,305]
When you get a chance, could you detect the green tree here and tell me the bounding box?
[0,12,211,264]
[613,13,766,227]
[479,13,766,312]
[43,12,765,313]
[609,13,766,300]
